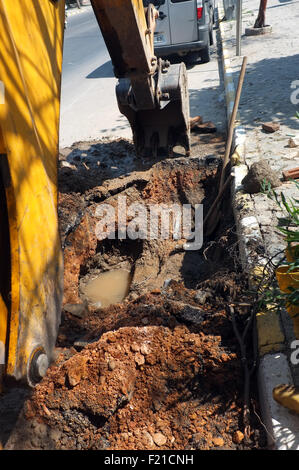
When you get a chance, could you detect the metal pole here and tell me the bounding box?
[236,0,242,56]
[219,56,247,191]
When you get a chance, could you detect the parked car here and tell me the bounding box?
[143,0,215,63]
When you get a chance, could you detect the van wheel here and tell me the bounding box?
[201,45,210,63]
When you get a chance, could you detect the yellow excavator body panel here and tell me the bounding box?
[0,0,65,383]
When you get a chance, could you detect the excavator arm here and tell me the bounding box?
[0,0,190,386]
[91,0,190,157]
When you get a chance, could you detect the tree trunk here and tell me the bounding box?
[254,0,267,28]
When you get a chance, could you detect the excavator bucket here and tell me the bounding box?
[117,60,190,158]
[0,0,64,385]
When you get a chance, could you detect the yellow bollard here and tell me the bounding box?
[276,265,299,338]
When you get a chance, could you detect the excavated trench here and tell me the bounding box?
[0,132,267,450]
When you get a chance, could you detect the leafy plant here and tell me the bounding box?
[260,179,299,308]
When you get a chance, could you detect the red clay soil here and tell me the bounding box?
[24,324,243,450]
[1,136,266,450]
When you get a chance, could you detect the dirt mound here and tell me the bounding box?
[7,322,249,450]
[5,277,265,450]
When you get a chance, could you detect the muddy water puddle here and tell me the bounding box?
[81,269,132,308]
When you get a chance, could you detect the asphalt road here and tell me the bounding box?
[59,8,130,148]
[59,6,226,148]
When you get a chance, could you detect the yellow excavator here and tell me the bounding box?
[0,0,190,386]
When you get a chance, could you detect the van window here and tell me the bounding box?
[143,0,165,6]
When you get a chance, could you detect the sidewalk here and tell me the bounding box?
[219,0,299,449]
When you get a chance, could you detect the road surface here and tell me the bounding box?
[59,6,226,148]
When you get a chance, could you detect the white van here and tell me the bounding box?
[144,0,215,63]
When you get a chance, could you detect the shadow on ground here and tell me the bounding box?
[231,53,299,131]
[86,60,114,79]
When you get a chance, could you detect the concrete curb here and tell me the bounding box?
[218,3,265,275]
[218,0,299,450]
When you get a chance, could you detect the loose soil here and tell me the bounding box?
[0,131,267,450]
